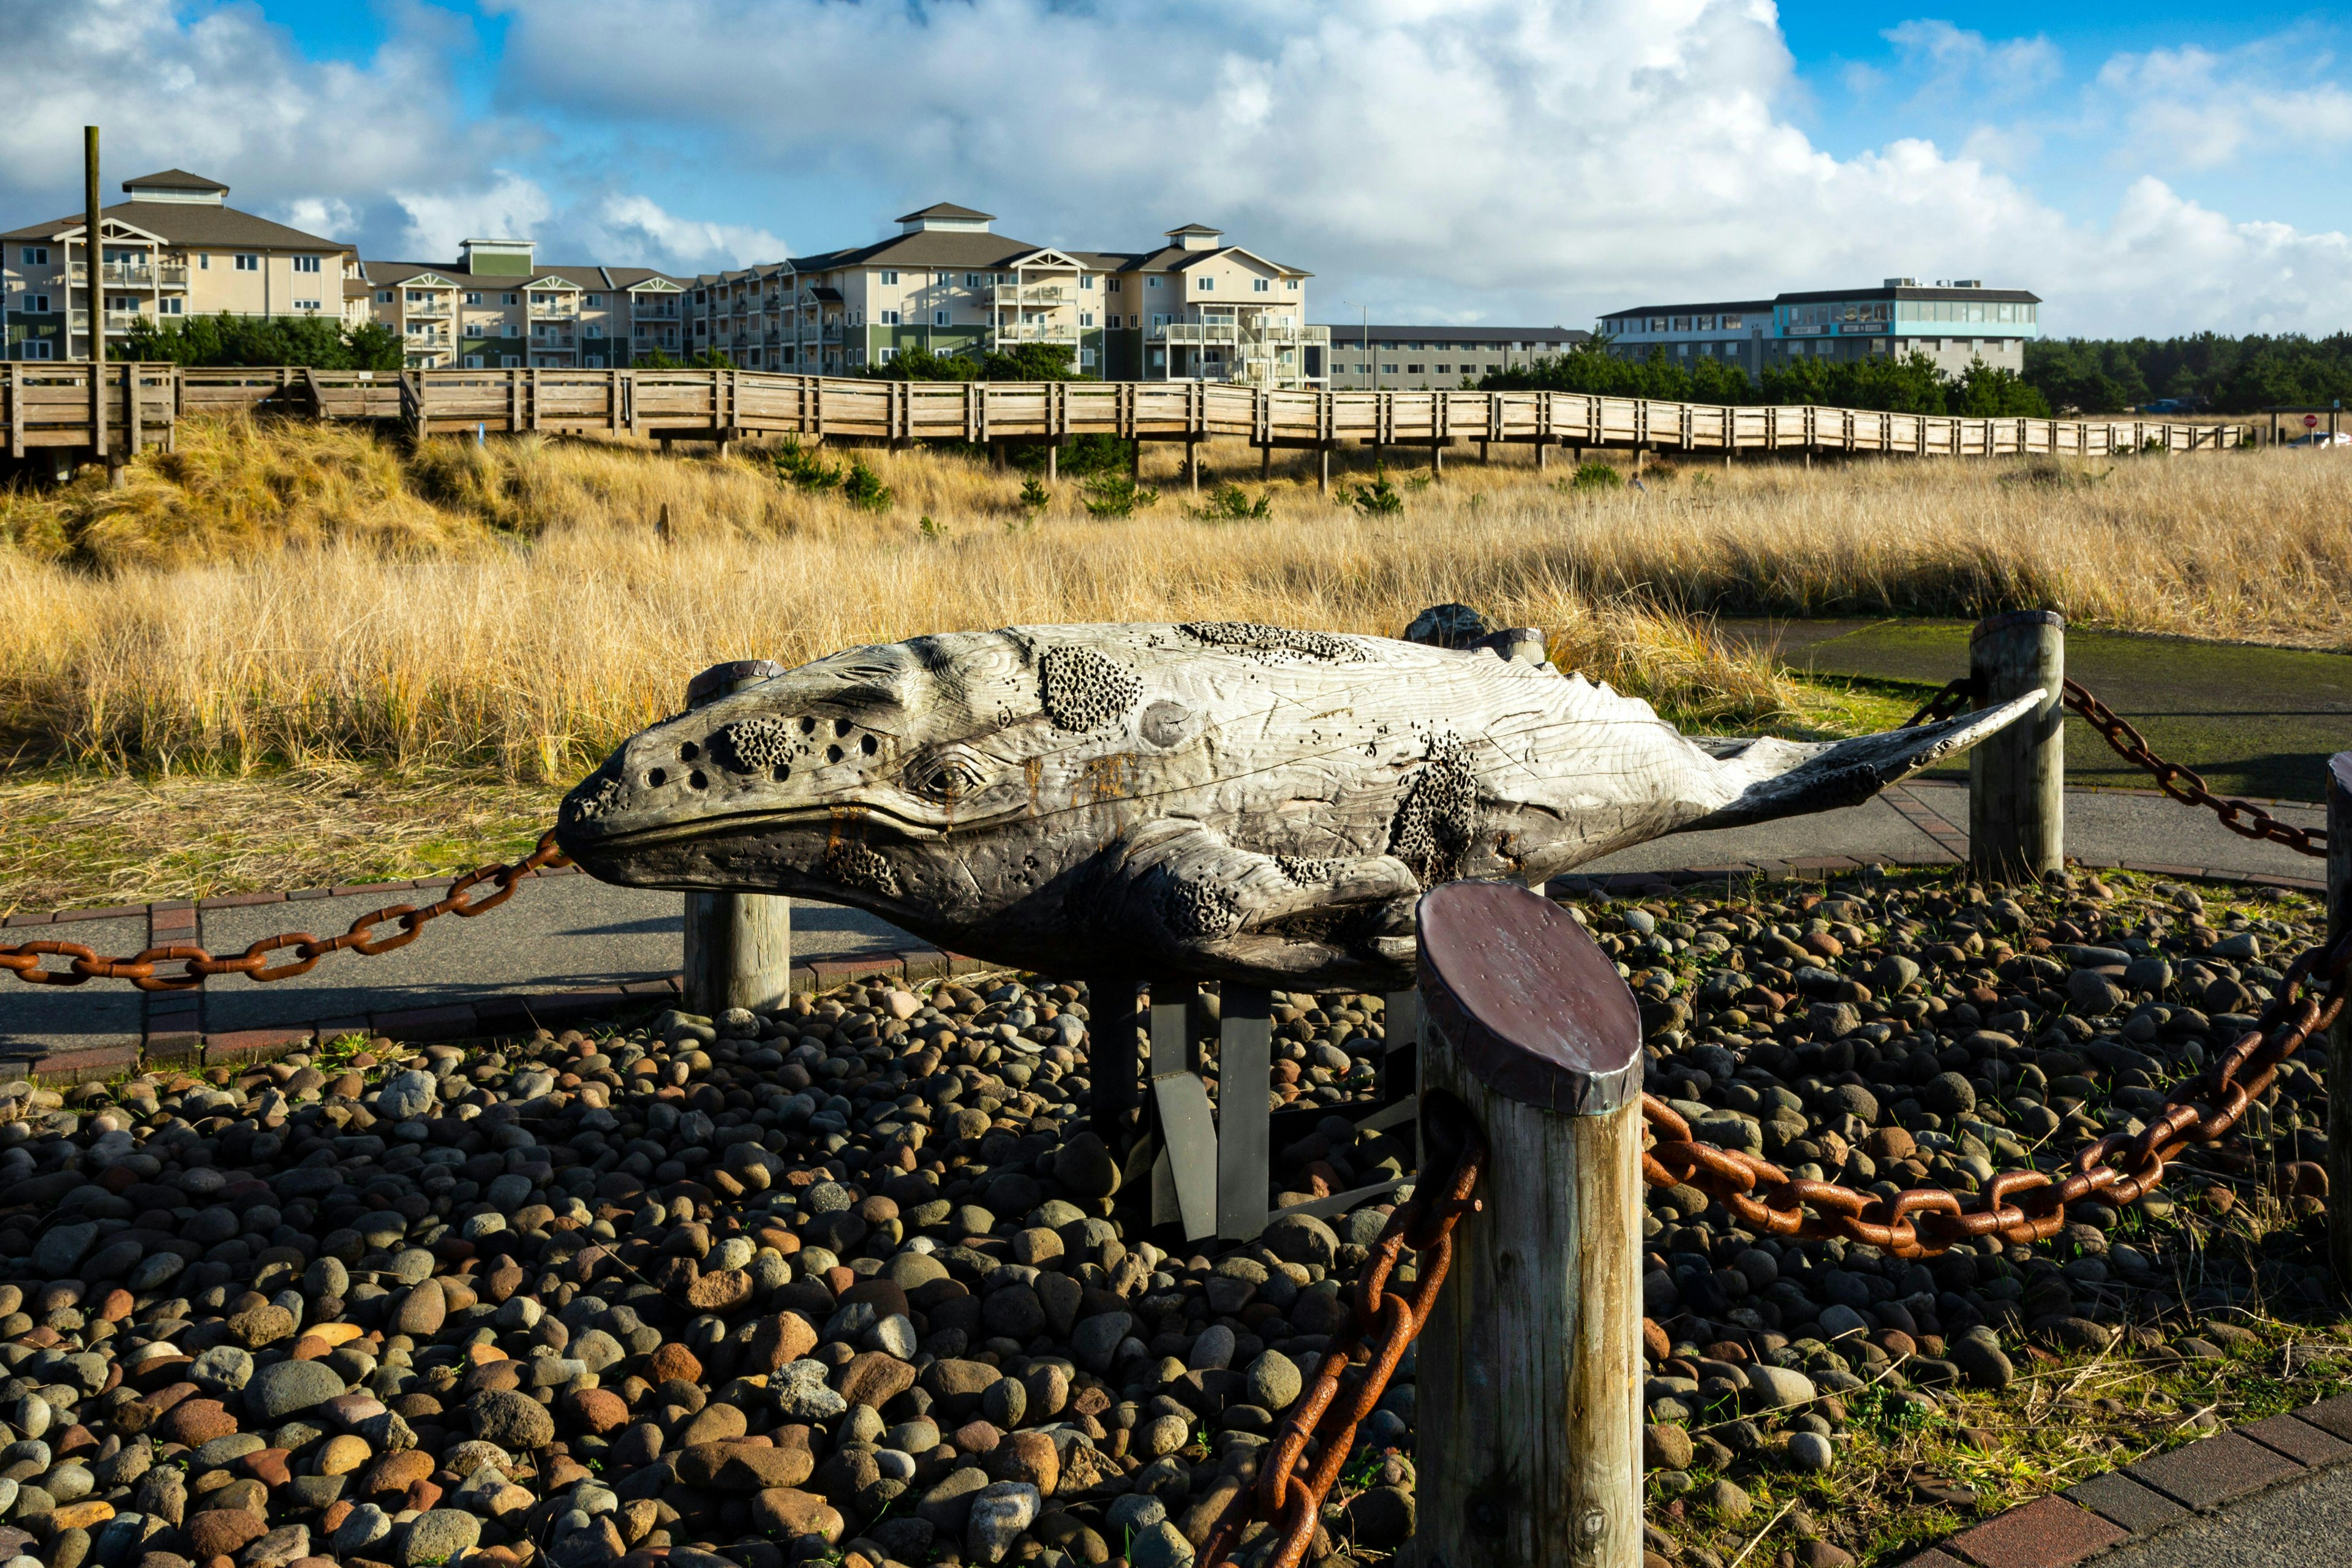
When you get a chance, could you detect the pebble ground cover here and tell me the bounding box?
[0,869,2342,1568]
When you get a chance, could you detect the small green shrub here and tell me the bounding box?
[772,437,840,492]
[1081,474,1159,518]
[1019,476,1050,511]
[840,458,892,512]
[1191,483,1272,521]
[1565,460,1621,492]
[1350,468,1404,516]
[916,514,947,540]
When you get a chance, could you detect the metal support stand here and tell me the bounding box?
[681,660,793,1014]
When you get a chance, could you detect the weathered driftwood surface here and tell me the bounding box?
[558,621,2035,989]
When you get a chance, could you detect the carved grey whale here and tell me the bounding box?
[557,622,2033,989]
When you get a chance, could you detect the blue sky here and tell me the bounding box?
[10,1,2352,337]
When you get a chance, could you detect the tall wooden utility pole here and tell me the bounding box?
[86,125,110,475]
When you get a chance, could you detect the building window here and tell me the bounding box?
[1435,364,1450,374]
[1253,278,1270,293]
[293,255,321,274]
[1079,274,1095,290]
[881,270,899,285]
[1381,363,1398,374]
[502,355,520,368]
[1148,277,1161,288]
[198,254,209,270]
[293,298,322,311]
[1079,312,1094,327]
[20,247,45,266]
[465,322,486,337]
[24,294,48,314]
[964,273,982,288]
[880,309,900,325]
[933,309,950,326]
[502,293,518,306]
[1107,277,1122,294]
[406,290,431,304]
[20,340,53,360]
[586,294,603,307]
[466,292,483,306]
[377,290,391,304]
[233,254,260,271]
[878,346,895,364]
[1286,279,1299,291]
[1198,277,1214,292]
[463,354,483,368]
[1079,348,1096,367]
[586,324,601,339]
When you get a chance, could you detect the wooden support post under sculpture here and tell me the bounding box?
[1215,984,1273,1240]
[1088,974,1145,1147]
[1969,610,2065,881]
[681,661,794,1016]
[2330,752,2352,1289]
[1416,880,1644,1568]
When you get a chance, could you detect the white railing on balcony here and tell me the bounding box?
[633,300,681,319]
[992,283,1072,307]
[992,322,1081,344]
[157,264,190,287]
[404,300,452,318]
[530,302,578,320]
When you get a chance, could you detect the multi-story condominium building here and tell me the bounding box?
[687,204,1327,389]
[1321,325,1591,390]
[355,239,688,370]
[1597,279,2041,378]
[2,170,356,360]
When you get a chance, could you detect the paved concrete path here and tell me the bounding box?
[2092,1461,2352,1567]
[0,782,2323,1076]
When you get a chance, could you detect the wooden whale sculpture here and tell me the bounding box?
[557,621,2034,989]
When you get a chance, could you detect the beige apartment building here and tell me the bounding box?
[2,170,356,360]
[355,239,687,370]
[689,204,1327,389]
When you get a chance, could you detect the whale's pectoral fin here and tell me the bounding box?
[1073,818,1422,983]
[1675,692,2043,832]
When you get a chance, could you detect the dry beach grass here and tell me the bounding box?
[0,413,2345,790]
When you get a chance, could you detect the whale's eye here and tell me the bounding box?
[900,745,994,802]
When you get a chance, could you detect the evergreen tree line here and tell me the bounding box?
[1479,343,2052,417]
[2022,333,2352,414]
[122,312,404,372]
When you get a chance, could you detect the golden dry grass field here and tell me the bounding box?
[0,413,2345,909]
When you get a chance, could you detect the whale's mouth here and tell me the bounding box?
[567,794,1028,853]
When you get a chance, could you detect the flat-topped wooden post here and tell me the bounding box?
[1968,609,2065,880]
[682,660,794,1014]
[2329,753,2352,1289]
[1415,880,1645,1568]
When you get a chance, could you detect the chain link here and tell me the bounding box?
[1644,916,2351,1257]
[0,830,570,993]
[1199,1091,1488,1568]
[2062,677,2326,856]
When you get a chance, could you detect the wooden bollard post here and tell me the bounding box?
[2329,752,2352,1289]
[681,660,794,1016]
[1967,610,2065,881]
[1416,880,1644,1568]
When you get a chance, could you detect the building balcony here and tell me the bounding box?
[993,320,1080,345]
[404,301,453,318]
[992,283,1076,309]
[533,331,576,350]
[633,301,681,319]
[405,328,451,346]
[1155,322,1238,347]
[529,302,578,320]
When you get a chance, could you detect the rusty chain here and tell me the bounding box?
[1898,673,2324,856]
[1643,913,2351,1257]
[0,829,569,992]
[2062,677,2326,856]
[1199,1091,1487,1568]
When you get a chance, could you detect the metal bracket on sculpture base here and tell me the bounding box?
[1140,981,1423,1243]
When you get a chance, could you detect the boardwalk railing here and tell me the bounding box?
[2,362,2253,467]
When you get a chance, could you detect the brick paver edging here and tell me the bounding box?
[1899,1392,2352,1568]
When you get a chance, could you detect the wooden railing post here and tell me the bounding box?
[1416,880,1643,1568]
[1968,609,2065,881]
[680,660,794,1015]
[2329,753,2352,1289]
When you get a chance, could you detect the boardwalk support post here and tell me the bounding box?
[1417,880,1644,1568]
[2329,753,2352,1289]
[1968,610,2065,881]
[681,660,794,1015]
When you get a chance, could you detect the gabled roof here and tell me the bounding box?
[1164,222,1222,236]
[121,168,229,194]
[898,202,994,223]
[0,199,346,251]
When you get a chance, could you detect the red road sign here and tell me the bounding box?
[2306,414,2321,428]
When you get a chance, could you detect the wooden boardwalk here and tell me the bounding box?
[1,363,2252,472]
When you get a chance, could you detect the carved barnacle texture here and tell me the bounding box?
[1040,644,1142,733]
[823,841,901,899]
[719,715,794,773]
[562,772,622,824]
[1387,733,1478,887]
[1275,856,1349,885]
[1178,621,1366,663]
[1162,880,1243,941]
